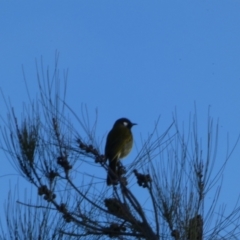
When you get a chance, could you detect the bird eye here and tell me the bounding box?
[123,121,128,126]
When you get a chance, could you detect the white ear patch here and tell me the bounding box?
[123,121,128,126]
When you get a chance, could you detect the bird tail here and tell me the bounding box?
[106,159,118,185]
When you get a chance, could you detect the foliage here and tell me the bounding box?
[1,55,240,239]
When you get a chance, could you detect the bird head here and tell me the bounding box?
[113,118,137,129]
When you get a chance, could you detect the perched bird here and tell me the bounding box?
[105,118,136,185]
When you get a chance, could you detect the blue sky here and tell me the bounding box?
[1,1,240,235]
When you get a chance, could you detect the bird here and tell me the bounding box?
[105,118,136,185]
